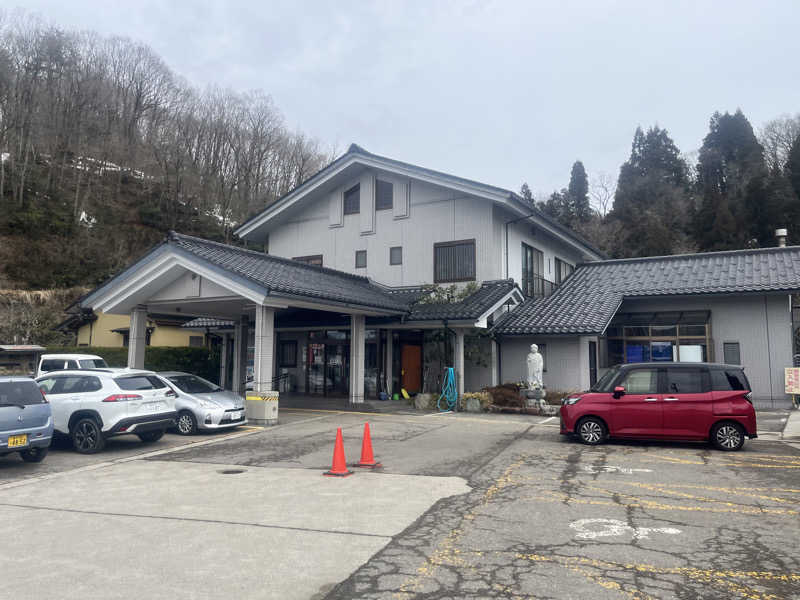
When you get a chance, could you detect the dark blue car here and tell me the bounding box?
[0,377,53,463]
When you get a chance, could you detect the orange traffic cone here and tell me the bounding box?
[355,422,382,469]
[324,427,353,477]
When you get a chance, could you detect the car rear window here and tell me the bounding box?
[0,381,46,405]
[115,375,166,391]
[79,359,108,369]
[665,368,708,394]
[711,369,749,391]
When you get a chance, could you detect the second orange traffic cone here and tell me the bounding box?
[323,427,353,477]
[355,422,382,469]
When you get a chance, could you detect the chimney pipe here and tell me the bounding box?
[776,228,787,248]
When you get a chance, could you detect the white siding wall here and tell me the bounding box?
[500,336,587,393]
[618,295,793,403]
[492,205,589,288]
[268,172,495,287]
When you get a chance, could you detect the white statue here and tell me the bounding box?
[526,343,544,389]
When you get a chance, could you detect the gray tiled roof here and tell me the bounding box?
[169,233,409,312]
[406,280,519,321]
[494,246,800,335]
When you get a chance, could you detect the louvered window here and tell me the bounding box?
[376,180,393,210]
[343,184,360,215]
[434,240,476,283]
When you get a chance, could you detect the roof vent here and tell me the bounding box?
[776,228,788,248]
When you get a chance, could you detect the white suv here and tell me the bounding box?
[36,354,110,378]
[36,370,177,453]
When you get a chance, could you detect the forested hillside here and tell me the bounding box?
[0,13,329,290]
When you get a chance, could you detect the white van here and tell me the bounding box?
[36,354,110,378]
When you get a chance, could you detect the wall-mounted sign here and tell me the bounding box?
[786,368,800,394]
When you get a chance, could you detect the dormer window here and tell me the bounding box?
[343,184,360,215]
[375,179,393,210]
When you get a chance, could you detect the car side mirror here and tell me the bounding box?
[613,386,625,399]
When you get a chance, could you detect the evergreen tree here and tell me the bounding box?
[609,126,693,257]
[519,182,533,203]
[695,110,772,250]
[788,133,800,202]
[567,160,591,225]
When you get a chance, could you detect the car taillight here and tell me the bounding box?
[744,391,752,404]
[103,394,143,402]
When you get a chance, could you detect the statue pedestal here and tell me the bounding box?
[524,388,545,408]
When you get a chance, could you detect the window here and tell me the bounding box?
[666,368,707,394]
[355,250,367,268]
[115,375,166,391]
[554,257,574,285]
[376,180,393,210]
[723,342,741,365]
[293,255,323,267]
[711,369,749,391]
[0,380,47,405]
[343,184,360,215]
[78,358,108,369]
[521,243,544,297]
[167,374,220,394]
[390,246,402,265]
[279,340,297,368]
[42,375,101,395]
[434,239,476,283]
[620,369,658,394]
[189,336,204,348]
[40,359,66,373]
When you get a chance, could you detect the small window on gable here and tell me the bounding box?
[390,246,402,265]
[343,184,360,215]
[355,250,367,268]
[376,180,393,210]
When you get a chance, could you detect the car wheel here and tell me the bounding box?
[577,417,608,445]
[71,418,105,454]
[137,430,165,443]
[19,447,49,463]
[175,411,197,436]
[711,422,745,451]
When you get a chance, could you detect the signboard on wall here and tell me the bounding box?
[786,368,800,394]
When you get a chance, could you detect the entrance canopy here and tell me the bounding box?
[79,232,522,402]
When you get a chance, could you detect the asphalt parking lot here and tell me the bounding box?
[1,409,799,599]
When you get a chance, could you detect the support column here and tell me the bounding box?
[253,305,276,393]
[490,339,499,387]
[454,329,465,400]
[384,329,393,395]
[127,305,147,369]
[219,332,230,389]
[350,314,366,404]
[232,316,248,396]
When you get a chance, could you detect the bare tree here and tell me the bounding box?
[589,171,615,217]
[759,114,800,172]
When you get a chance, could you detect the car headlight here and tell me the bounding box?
[563,396,582,405]
[198,399,221,408]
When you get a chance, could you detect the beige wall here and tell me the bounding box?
[75,312,205,348]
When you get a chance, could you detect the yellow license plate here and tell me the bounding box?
[7,434,27,448]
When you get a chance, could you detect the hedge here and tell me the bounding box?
[45,346,221,383]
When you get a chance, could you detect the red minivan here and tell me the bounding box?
[560,362,757,451]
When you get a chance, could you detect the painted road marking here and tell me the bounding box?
[582,465,654,474]
[570,518,681,540]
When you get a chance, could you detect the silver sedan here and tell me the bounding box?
[158,372,246,435]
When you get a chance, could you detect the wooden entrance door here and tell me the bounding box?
[401,344,422,393]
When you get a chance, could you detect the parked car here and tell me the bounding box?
[158,372,246,435]
[36,370,177,453]
[36,353,109,378]
[560,362,757,451]
[0,377,53,463]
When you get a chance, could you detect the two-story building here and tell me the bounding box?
[74,144,800,407]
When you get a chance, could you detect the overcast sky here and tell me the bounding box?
[17,0,800,197]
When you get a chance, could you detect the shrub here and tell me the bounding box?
[460,391,491,411]
[45,346,220,383]
[485,383,524,408]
